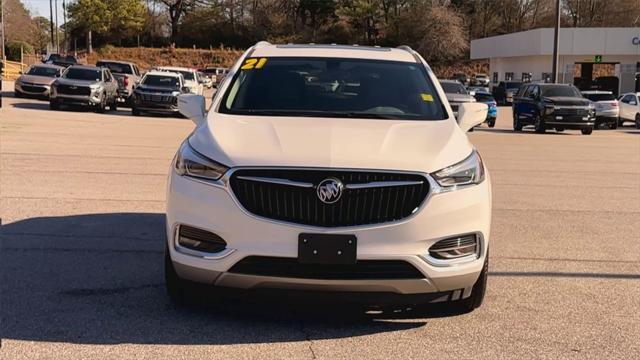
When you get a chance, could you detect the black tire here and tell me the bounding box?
[608,120,618,130]
[555,127,565,132]
[448,253,489,313]
[165,248,194,305]
[513,111,523,132]
[534,113,546,134]
[581,127,593,135]
[488,118,496,128]
[49,99,59,110]
[14,90,23,98]
[109,96,118,112]
[96,94,106,113]
[618,117,625,127]
[636,114,640,130]
[132,106,141,116]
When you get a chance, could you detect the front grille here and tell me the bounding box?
[141,93,175,104]
[57,84,91,96]
[229,256,425,280]
[229,169,430,227]
[21,85,47,93]
[554,107,589,116]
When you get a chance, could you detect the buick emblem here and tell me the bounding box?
[317,178,344,204]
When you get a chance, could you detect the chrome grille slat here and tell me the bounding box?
[229,169,430,227]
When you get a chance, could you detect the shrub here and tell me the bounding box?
[97,44,116,57]
[5,41,34,61]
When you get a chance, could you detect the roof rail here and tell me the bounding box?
[397,45,422,65]
[397,45,414,53]
[254,41,272,48]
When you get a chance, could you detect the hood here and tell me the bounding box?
[54,78,100,87]
[17,74,56,86]
[184,80,198,88]
[446,93,475,103]
[189,114,473,173]
[543,96,591,106]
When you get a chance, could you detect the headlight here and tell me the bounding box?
[171,91,181,96]
[432,150,485,190]
[175,141,228,181]
[90,84,101,92]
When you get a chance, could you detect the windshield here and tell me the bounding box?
[505,82,522,89]
[583,93,615,101]
[142,75,180,88]
[220,57,445,120]
[27,66,60,77]
[48,54,62,61]
[542,86,581,97]
[475,74,488,78]
[97,62,132,74]
[63,68,102,81]
[64,56,77,63]
[178,71,195,81]
[440,82,468,94]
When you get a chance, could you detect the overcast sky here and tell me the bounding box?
[21,0,67,24]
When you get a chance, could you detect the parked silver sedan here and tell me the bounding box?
[14,64,64,99]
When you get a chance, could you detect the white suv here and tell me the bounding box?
[166,43,491,312]
[618,93,640,128]
[155,66,204,95]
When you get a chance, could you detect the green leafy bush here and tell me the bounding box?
[5,41,34,61]
[97,44,116,56]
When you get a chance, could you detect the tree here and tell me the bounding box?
[32,16,53,52]
[159,0,198,44]
[67,0,146,51]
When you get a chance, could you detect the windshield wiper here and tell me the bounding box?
[230,109,408,119]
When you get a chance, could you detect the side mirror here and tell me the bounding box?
[457,102,488,132]
[181,86,191,93]
[178,94,206,125]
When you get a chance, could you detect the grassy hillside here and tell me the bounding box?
[85,46,244,71]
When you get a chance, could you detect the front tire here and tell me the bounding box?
[513,111,523,132]
[449,253,488,313]
[608,120,618,130]
[109,96,118,112]
[96,93,106,113]
[581,127,593,135]
[49,99,59,110]
[636,114,640,129]
[165,248,194,305]
[488,118,496,128]
[534,114,546,134]
[132,106,141,116]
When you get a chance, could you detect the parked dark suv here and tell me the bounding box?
[512,84,595,135]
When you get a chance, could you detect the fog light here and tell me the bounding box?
[177,225,227,253]
[428,234,478,260]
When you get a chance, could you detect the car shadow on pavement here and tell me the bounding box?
[1,213,439,346]
[10,102,50,110]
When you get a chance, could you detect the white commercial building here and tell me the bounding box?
[470,27,640,94]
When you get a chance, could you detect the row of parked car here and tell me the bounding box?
[441,76,640,134]
[13,55,229,116]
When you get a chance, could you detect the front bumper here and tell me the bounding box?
[166,167,492,297]
[51,92,102,106]
[543,114,595,129]
[15,83,50,96]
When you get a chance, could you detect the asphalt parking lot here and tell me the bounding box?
[1,80,639,359]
